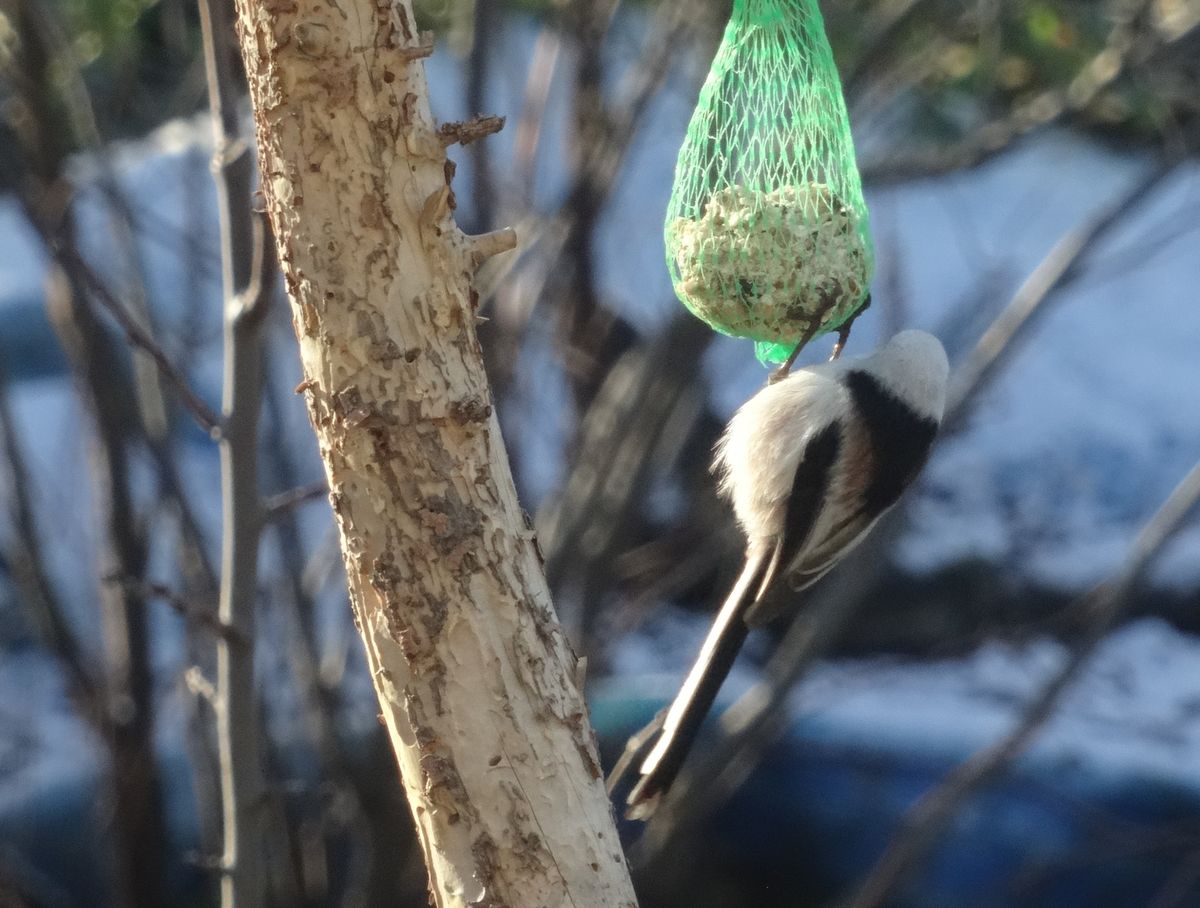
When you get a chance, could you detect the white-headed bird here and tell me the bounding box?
[623,329,949,819]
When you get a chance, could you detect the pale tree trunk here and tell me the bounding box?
[231,2,638,906]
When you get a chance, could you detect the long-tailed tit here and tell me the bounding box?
[621,329,949,820]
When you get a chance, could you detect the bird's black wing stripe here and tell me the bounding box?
[845,370,938,512]
[751,420,842,611]
[777,421,842,568]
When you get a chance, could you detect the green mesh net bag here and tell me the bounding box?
[665,0,873,364]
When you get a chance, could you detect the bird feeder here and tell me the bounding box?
[665,0,873,363]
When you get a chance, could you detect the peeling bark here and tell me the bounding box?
[230,2,637,905]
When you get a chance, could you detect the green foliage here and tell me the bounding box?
[820,0,1164,145]
[59,0,161,66]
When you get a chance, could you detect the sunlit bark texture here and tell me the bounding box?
[231,1,637,905]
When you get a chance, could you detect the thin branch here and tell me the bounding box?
[0,355,99,715]
[50,24,232,873]
[103,574,243,643]
[463,0,496,234]
[486,0,696,402]
[261,481,329,523]
[1,0,223,602]
[943,158,1179,431]
[538,313,714,651]
[47,259,171,908]
[56,248,222,435]
[549,0,694,407]
[842,459,1200,908]
[213,178,272,908]
[259,358,388,903]
[213,200,271,908]
[5,4,171,903]
[198,0,275,902]
[512,25,562,202]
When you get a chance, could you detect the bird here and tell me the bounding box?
[621,329,949,820]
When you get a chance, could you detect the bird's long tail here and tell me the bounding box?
[624,551,769,820]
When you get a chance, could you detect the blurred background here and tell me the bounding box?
[1,0,1198,905]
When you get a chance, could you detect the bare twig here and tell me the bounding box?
[462,0,496,234]
[72,57,230,885]
[2,0,223,593]
[943,159,1179,431]
[557,0,696,405]
[23,18,177,444]
[512,24,562,202]
[487,0,696,404]
[57,249,222,435]
[103,574,243,642]
[47,261,170,908]
[0,355,99,715]
[842,459,1200,908]
[198,0,276,903]
[213,180,272,908]
[259,362,389,903]
[261,481,329,523]
[538,313,713,649]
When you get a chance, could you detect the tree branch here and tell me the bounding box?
[0,355,99,716]
[261,481,329,523]
[47,259,170,908]
[259,363,400,903]
[486,0,696,403]
[103,574,243,643]
[56,250,222,435]
[943,158,1180,432]
[463,0,497,234]
[197,0,276,903]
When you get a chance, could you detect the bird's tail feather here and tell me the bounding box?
[624,552,768,819]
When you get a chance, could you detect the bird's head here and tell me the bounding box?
[854,329,949,423]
